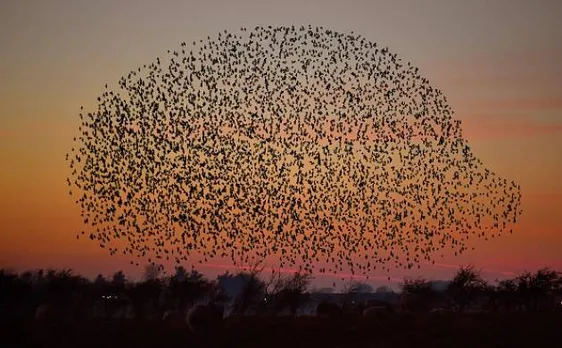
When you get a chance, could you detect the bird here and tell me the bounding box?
[66,25,522,279]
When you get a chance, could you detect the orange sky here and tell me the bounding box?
[1,0,561,290]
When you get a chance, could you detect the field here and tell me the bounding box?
[3,312,561,348]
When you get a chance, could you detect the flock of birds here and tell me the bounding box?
[67,25,522,277]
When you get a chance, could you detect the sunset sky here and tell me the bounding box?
[1,0,561,290]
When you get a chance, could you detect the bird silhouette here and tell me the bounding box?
[66,25,522,277]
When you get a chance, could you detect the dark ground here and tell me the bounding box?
[2,312,561,348]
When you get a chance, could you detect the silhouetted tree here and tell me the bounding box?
[206,278,230,304]
[126,265,165,319]
[0,269,34,319]
[7,264,562,324]
[143,263,163,282]
[172,266,187,282]
[27,268,89,322]
[42,269,87,305]
[94,274,106,287]
[110,270,127,294]
[268,271,312,316]
[401,277,440,312]
[515,268,559,311]
[480,283,499,312]
[164,268,215,313]
[447,265,487,312]
[184,270,213,305]
[495,278,518,312]
[230,268,267,316]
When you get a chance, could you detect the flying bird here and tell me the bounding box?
[66,25,522,277]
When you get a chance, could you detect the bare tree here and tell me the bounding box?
[229,261,267,316]
[270,271,312,316]
[447,265,487,312]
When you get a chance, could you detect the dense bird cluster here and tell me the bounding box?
[67,25,522,277]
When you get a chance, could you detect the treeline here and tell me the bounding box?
[400,265,562,312]
[1,264,562,321]
[0,263,312,320]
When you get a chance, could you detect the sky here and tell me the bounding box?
[1,0,561,291]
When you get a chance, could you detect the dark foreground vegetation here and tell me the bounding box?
[2,264,562,347]
[3,312,562,348]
